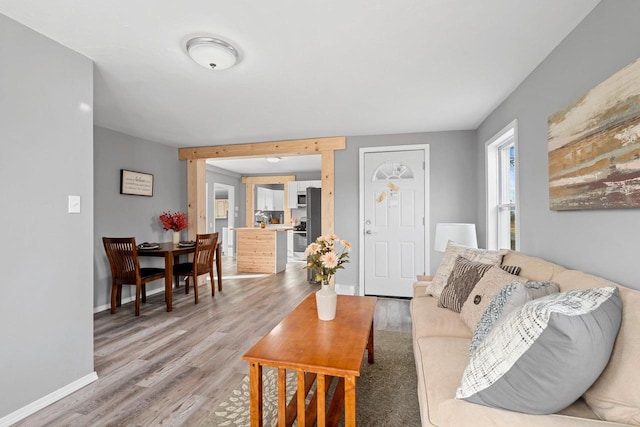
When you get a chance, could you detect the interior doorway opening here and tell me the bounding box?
[212,183,235,255]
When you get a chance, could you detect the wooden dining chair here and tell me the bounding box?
[173,232,219,304]
[102,237,166,316]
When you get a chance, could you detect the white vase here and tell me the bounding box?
[172,231,180,244]
[316,283,337,321]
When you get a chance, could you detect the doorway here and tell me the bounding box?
[358,145,430,297]
[212,183,235,255]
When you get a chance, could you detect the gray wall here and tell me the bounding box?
[94,126,187,309]
[0,15,95,418]
[336,131,477,293]
[476,0,640,290]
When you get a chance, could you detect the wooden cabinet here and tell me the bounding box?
[235,228,290,273]
[215,199,228,218]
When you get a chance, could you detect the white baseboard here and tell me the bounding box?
[0,371,98,427]
[335,283,355,295]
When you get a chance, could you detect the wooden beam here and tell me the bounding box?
[187,159,206,240]
[241,176,296,185]
[242,176,295,227]
[179,136,346,160]
[321,150,335,236]
[183,137,345,245]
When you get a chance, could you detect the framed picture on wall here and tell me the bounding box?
[120,169,154,196]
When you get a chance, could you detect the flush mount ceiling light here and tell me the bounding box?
[186,37,239,70]
[265,157,282,163]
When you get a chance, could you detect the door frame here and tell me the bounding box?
[358,144,430,296]
[178,137,345,239]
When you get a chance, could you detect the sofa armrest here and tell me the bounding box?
[417,274,434,281]
[413,281,432,298]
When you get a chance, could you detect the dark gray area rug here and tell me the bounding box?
[207,329,420,426]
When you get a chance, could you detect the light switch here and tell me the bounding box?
[68,195,81,213]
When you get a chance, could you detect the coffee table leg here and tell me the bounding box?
[277,368,286,426]
[297,371,306,426]
[367,320,374,363]
[249,362,263,427]
[344,375,356,427]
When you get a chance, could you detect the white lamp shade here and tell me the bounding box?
[434,223,477,252]
[186,37,238,70]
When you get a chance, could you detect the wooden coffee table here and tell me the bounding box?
[243,293,377,427]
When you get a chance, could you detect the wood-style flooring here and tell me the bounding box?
[15,258,412,426]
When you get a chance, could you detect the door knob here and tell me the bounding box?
[365,229,373,234]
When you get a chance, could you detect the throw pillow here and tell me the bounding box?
[456,287,622,415]
[437,256,495,312]
[500,265,521,275]
[460,266,525,331]
[468,280,559,355]
[428,241,507,298]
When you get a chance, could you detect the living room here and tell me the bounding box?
[2,1,639,425]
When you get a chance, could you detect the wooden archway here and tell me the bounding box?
[178,136,346,239]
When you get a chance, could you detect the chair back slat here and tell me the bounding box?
[193,232,218,275]
[103,237,140,281]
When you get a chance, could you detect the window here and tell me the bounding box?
[486,121,518,250]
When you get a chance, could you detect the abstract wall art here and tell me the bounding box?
[548,57,640,210]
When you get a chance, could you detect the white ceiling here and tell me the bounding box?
[0,0,600,152]
[207,154,320,174]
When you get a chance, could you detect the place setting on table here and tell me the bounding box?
[137,241,160,250]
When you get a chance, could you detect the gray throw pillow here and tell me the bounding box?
[437,256,494,312]
[457,287,622,415]
[469,281,559,355]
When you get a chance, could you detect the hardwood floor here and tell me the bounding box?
[16,258,412,426]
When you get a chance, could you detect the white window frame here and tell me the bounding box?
[485,120,520,251]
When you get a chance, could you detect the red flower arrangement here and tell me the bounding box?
[159,211,188,231]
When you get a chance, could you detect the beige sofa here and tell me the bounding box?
[410,250,640,426]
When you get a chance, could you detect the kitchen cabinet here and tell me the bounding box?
[235,227,291,273]
[273,190,284,210]
[215,199,228,218]
[256,187,273,210]
[287,180,322,208]
[287,182,299,208]
[256,187,284,211]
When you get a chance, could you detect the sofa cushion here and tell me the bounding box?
[428,241,506,298]
[411,296,472,339]
[468,280,559,355]
[414,336,471,426]
[583,286,640,426]
[439,398,605,427]
[501,250,566,282]
[438,257,495,312]
[460,266,525,331]
[457,287,622,415]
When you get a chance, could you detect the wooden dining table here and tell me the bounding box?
[137,241,222,311]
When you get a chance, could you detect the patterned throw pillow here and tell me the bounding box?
[457,287,622,415]
[460,266,525,331]
[427,241,507,298]
[468,281,559,355]
[437,257,495,312]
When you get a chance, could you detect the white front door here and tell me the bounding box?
[361,148,428,297]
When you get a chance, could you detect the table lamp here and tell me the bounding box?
[434,223,478,252]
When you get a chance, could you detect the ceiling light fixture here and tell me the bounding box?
[265,157,282,163]
[186,37,239,70]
